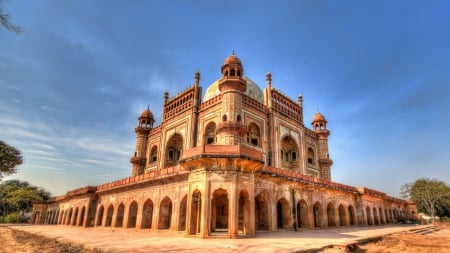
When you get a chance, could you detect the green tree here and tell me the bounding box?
[401,178,450,222]
[0,140,23,179]
[0,0,22,33]
[0,180,51,219]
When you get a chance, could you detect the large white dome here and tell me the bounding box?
[202,76,264,104]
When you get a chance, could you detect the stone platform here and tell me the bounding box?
[5,224,427,252]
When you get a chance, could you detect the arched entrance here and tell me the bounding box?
[348,205,355,225]
[313,202,323,228]
[141,199,153,229]
[211,188,228,233]
[366,206,373,225]
[106,204,114,227]
[255,194,268,231]
[33,211,41,224]
[96,205,104,226]
[116,203,125,227]
[178,195,187,231]
[66,208,73,225]
[338,204,346,226]
[276,197,290,229]
[72,207,78,226]
[297,199,309,228]
[78,206,85,226]
[127,201,138,228]
[158,196,172,229]
[327,203,336,227]
[373,207,379,225]
[189,191,201,235]
[238,190,251,235]
[379,208,384,224]
[165,134,183,168]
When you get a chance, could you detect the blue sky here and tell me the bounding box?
[1,0,449,197]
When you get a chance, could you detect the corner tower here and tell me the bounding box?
[215,52,247,145]
[130,107,154,176]
[312,112,333,180]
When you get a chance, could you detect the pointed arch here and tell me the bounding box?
[327,203,336,227]
[165,134,183,167]
[141,199,153,229]
[116,203,125,227]
[33,211,41,224]
[348,205,356,225]
[127,201,138,228]
[338,204,346,226]
[277,197,291,229]
[158,196,172,229]
[297,199,309,228]
[366,206,373,225]
[178,195,187,231]
[150,145,158,163]
[211,188,228,233]
[307,147,315,165]
[247,122,261,147]
[189,190,202,235]
[96,205,104,226]
[280,135,299,171]
[255,194,269,231]
[72,207,79,226]
[105,204,114,227]
[373,207,379,225]
[313,201,323,228]
[238,190,251,235]
[78,206,85,226]
[204,122,216,144]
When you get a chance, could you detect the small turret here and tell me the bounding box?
[131,107,154,176]
[311,112,333,180]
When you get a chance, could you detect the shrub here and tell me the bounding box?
[4,213,27,223]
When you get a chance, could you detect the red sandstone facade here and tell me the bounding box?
[32,53,417,238]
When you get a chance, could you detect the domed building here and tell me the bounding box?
[32,53,417,238]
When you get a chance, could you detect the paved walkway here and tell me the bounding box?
[6,224,426,253]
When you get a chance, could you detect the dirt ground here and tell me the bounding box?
[0,225,449,253]
[0,226,92,253]
[355,228,450,253]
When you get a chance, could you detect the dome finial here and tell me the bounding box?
[232,50,235,55]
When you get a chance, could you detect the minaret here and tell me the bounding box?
[130,107,154,176]
[312,112,333,180]
[215,52,247,145]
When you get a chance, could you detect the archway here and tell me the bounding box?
[313,202,323,228]
[379,207,384,224]
[277,197,291,229]
[327,203,336,227]
[96,205,104,226]
[33,211,41,224]
[297,199,309,228]
[338,204,346,226]
[178,195,187,231]
[373,207,379,225]
[66,208,73,225]
[189,191,201,235]
[78,206,85,226]
[366,206,373,225]
[348,205,356,225]
[165,134,183,168]
[127,201,138,228]
[204,122,216,144]
[280,135,299,171]
[255,194,269,231]
[158,196,172,229]
[72,207,78,226]
[238,190,251,235]
[211,189,228,233]
[141,199,153,229]
[384,209,389,224]
[105,205,114,227]
[115,203,125,227]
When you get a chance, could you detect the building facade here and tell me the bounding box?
[32,54,417,238]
